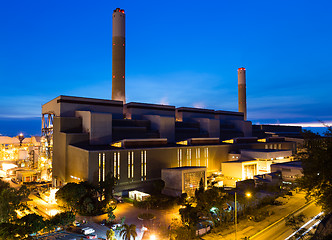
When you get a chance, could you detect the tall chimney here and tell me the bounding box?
[112,8,126,103]
[238,67,247,120]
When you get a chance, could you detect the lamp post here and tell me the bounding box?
[18,133,25,147]
[235,192,238,240]
[235,192,252,240]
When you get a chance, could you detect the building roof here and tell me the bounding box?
[271,161,302,167]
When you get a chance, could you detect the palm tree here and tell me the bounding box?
[106,229,116,240]
[120,224,137,240]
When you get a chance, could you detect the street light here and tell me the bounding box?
[235,192,252,240]
[17,133,25,147]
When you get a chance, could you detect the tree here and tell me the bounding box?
[296,127,332,212]
[169,218,196,240]
[17,213,45,236]
[99,172,116,202]
[50,211,76,228]
[0,179,29,223]
[55,182,86,212]
[120,224,137,240]
[106,229,116,240]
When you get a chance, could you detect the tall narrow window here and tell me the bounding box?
[187,149,191,166]
[131,152,134,179]
[141,150,147,181]
[196,148,200,166]
[102,153,105,182]
[128,152,131,179]
[113,153,117,178]
[177,149,183,167]
[117,152,120,179]
[144,151,146,180]
[98,153,101,182]
[204,148,209,168]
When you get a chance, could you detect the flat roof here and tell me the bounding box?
[272,161,302,167]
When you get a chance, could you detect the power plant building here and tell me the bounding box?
[41,8,301,195]
[42,96,296,193]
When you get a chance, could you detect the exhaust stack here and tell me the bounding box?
[238,67,247,120]
[112,8,126,103]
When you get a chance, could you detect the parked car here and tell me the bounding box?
[111,223,122,231]
[81,227,95,235]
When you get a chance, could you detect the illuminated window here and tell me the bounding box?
[278,144,281,149]
[113,153,117,178]
[102,153,106,182]
[196,148,200,166]
[98,153,101,182]
[187,149,192,166]
[131,152,134,179]
[141,150,147,181]
[177,149,183,167]
[128,152,131,179]
[204,148,209,168]
[265,144,268,149]
[118,152,120,179]
[128,151,134,180]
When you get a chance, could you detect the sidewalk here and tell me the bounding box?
[203,191,308,240]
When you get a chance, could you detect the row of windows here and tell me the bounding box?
[177,148,209,167]
[99,151,147,182]
[265,144,282,150]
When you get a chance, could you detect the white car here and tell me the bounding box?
[81,227,95,235]
[111,224,122,231]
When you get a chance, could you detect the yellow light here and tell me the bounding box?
[246,192,251,198]
[222,139,234,144]
[176,140,188,145]
[257,139,267,142]
[111,142,122,148]
[150,234,156,240]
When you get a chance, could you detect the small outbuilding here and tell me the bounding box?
[161,166,207,197]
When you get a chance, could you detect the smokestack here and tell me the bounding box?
[238,67,247,120]
[112,8,126,103]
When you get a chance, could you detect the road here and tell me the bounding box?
[251,201,322,240]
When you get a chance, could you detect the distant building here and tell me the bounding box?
[271,161,303,183]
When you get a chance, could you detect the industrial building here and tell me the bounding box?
[41,8,302,195]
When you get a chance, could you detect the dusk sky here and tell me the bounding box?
[1,0,332,136]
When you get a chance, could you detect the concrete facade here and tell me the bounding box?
[42,95,297,193]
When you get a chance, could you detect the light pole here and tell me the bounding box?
[235,192,252,240]
[235,192,238,240]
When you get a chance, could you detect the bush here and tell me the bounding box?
[133,195,177,210]
[137,213,155,220]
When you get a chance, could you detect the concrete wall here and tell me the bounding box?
[75,111,113,145]
[67,145,90,182]
[124,102,176,120]
[42,96,123,119]
[193,118,220,138]
[176,107,215,122]
[240,149,293,159]
[144,115,175,142]
[222,162,243,179]
[161,169,183,197]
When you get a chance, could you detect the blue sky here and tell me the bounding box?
[1,0,332,136]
